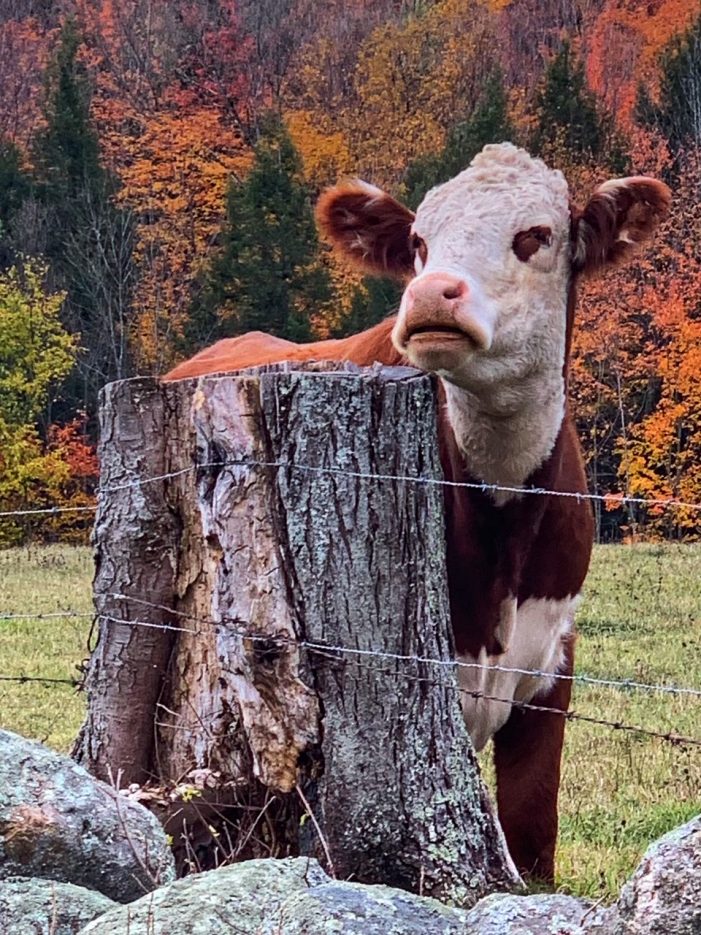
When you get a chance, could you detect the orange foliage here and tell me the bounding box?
[587,0,701,127]
[0,17,54,145]
[79,0,251,372]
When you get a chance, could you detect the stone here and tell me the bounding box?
[78,857,330,934]
[78,857,477,935]
[278,879,473,933]
[613,814,701,934]
[464,892,614,934]
[0,876,115,935]
[0,729,175,903]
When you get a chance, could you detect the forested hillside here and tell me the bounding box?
[2,0,701,541]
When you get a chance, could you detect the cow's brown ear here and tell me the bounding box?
[573,176,671,275]
[316,180,415,278]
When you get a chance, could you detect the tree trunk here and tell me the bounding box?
[72,378,179,784]
[75,363,520,905]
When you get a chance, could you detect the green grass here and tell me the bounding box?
[0,542,699,899]
[0,545,93,750]
[555,543,701,897]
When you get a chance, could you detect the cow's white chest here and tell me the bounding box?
[457,595,578,751]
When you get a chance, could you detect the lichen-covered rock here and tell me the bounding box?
[614,814,701,934]
[278,880,472,933]
[0,730,175,902]
[464,893,614,934]
[78,857,331,934]
[0,876,116,934]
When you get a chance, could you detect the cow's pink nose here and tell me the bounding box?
[405,273,468,313]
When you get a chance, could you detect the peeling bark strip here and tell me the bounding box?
[76,364,519,903]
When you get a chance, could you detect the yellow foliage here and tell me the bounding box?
[285,110,353,189]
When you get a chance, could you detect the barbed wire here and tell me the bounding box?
[1,453,698,750]
[0,610,94,622]
[3,455,701,521]
[1,597,700,699]
[0,674,77,686]
[94,647,700,749]
[1,613,697,746]
[106,594,701,700]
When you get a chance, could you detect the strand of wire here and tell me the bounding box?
[95,652,700,748]
[0,674,77,686]
[2,599,700,699]
[330,655,701,748]
[3,455,701,520]
[105,595,701,700]
[0,594,701,698]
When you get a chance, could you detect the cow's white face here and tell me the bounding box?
[317,141,669,417]
[393,145,572,392]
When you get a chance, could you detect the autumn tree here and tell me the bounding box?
[403,69,515,210]
[0,261,88,544]
[0,139,31,269]
[184,115,333,350]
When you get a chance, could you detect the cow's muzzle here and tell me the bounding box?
[392,272,493,361]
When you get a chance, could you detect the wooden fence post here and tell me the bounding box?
[75,363,520,905]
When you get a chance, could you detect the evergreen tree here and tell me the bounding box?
[636,13,701,154]
[0,141,31,270]
[32,19,107,209]
[184,115,334,350]
[31,18,135,422]
[534,41,628,172]
[403,70,515,210]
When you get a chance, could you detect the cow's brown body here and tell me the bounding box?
[164,144,670,881]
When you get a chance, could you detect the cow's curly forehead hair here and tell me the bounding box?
[416,142,570,228]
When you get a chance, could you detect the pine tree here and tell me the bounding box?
[403,70,515,210]
[636,13,701,154]
[32,19,107,210]
[31,18,135,420]
[534,41,628,172]
[0,141,31,270]
[184,115,334,350]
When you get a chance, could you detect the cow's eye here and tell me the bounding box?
[410,233,428,268]
[512,225,553,262]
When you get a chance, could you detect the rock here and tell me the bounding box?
[464,892,614,934]
[278,880,472,933]
[78,857,331,934]
[0,876,116,934]
[614,814,701,934]
[0,729,175,902]
[78,857,474,934]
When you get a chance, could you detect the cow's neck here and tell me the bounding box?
[442,366,565,506]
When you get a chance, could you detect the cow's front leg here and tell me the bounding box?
[491,632,574,883]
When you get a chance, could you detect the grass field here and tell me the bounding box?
[0,542,699,900]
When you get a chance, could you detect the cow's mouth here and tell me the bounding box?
[406,324,472,342]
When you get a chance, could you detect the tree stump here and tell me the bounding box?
[74,363,520,905]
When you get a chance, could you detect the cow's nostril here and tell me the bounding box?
[442,281,466,301]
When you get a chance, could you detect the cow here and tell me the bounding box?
[164,143,670,882]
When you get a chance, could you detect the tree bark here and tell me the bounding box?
[76,363,520,905]
[73,378,179,785]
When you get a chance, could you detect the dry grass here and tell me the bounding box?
[0,542,698,899]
